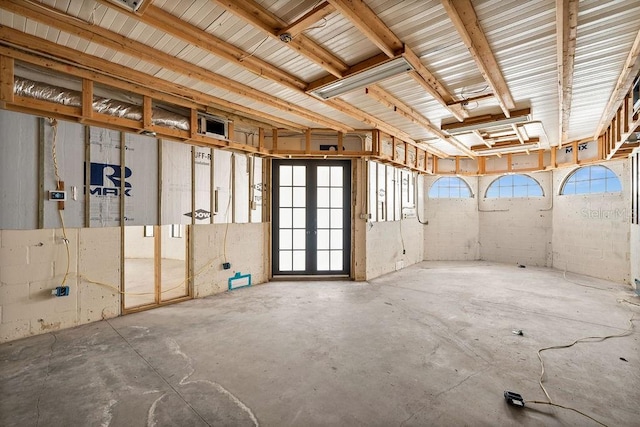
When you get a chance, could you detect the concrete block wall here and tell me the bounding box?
[192,223,268,297]
[365,218,423,279]
[478,171,553,267]
[552,160,630,283]
[423,176,480,261]
[0,227,120,343]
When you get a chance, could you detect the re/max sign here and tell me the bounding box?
[85,162,133,197]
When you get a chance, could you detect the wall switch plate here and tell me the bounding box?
[49,190,66,201]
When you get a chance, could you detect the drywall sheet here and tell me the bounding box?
[161,140,191,225]
[213,150,233,224]
[124,133,158,226]
[0,110,38,229]
[193,147,212,223]
[89,127,122,227]
[43,120,85,229]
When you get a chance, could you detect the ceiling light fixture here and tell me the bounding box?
[308,56,415,100]
[442,109,532,135]
[279,33,293,43]
[474,142,539,156]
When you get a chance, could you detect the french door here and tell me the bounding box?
[272,160,351,276]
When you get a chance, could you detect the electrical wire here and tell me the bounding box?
[49,117,70,287]
[80,250,226,296]
[526,400,607,427]
[239,36,269,61]
[533,312,637,427]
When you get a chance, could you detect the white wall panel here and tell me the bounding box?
[0,111,38,229]
[89,127,121,227]
[124,133,158,226]
[161,140,191,224]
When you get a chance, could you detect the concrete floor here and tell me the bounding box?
[1,261,639,426]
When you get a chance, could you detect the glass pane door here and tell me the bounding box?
[272,160,350,276]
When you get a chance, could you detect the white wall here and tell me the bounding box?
[423,176,480,261]
[0,227,120,343]
[192,223,268,297]
[365,218,423,279]
[552,160,630,283]
[478,171,553,267]
[423,162,632,284]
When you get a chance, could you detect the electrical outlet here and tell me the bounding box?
[48,190,66,201]
[51,286,70,297]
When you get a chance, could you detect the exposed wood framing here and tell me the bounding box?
[323,1,466,121]
[1,0,351,132]
[135,0,153,15]
[101,2,308,91]
[0,31,305,132]
[327,0,403,58]
[81,79,93,119]
[0,55,14,107]
[365,85,474,157]
[442,108,531,132]
[403,52,468,121]
[277,2,335,38]
[556,0,578,144]
[210,0,348,77]
[327,98,448,158]
[595,28,640,140]
[441,0,515,117]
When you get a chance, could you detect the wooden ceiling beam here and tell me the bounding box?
[135,0,153,15]
[0,29,306,131]
[403,49,468,121]
[322,1,467,121]
[326,98,448,158]
[210,0,347,77]
[556,0,578,145]
[326,0,403,58]
[277,2,335,38]
[1,0,350,132]
[595,28,640,138]
[441,0,515,117]
[366,85,474,157]
[99,2,307,91]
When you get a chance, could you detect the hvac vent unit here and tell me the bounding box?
[198,114,227,139]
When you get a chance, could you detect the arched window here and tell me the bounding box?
[560,165,622,195]
[485,174,543,198]
[428,177,473,198]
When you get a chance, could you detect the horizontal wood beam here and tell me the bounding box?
[1,0,350,132]
[366,85,474,157]
[210,0,348,77]
[403,49,468,121]
[0,30,306,131]
[441,0,515,117]
[277,2,335,38]
[326,98,448,158]
[327,0,403,58]
[113,3,309,91]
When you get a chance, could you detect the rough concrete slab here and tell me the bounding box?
[1,261,639,426]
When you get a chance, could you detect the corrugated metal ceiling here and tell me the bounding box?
[0,0,638,158]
